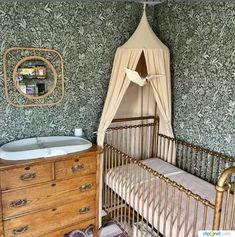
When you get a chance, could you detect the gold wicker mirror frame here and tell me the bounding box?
[3,47,64,107]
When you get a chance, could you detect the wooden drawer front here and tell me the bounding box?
[4,198,96,237]
[2,175,96,219]
[55,156,96,180]
[40,219,96,237]
[1,164,52,190]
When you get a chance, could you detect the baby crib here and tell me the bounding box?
[102,116,235,237]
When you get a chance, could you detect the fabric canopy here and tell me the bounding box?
[96,11,175,226]
[97,11,174,147]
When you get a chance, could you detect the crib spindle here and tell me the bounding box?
[151,176,157,236]
[184,195,190,237]
[190,147,196,175]
[230,187,235,229]
[140,168,146,237]
[187,146,192,173]
[124,156,128,233]
[104,145,108,209]
[223,187,231,229]
[108,147,111,210]
[136,165,141,237]
[157,179,163,237]
[120,155,125,226]
[113,151,117,220]
[116,151,121,225]
[176,189,183,237]
[128,159,132,235]
[132,161,137,237]
[146,171,151,236]
[163,181,169,236]
[192,199,199,237]
[202,204,208,230]
[158,134,161,159]
[182,144,187,171]
[170,184,176,237]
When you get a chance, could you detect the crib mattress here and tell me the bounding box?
[105,158,233,237]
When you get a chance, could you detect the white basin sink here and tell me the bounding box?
[0,136,92,161]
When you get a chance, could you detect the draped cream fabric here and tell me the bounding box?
[97,11,174,146]
[145,49,173,136]
[97,48,142,146]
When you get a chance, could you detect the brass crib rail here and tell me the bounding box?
[105,116,234,184]
[157,134,234,185]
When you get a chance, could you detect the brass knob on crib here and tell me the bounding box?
[10,199,27,208]
[78,206,90,214]
[20,173,36,181]
[71,164,84,172]
[79,183,92,192]
[12,225,28,235]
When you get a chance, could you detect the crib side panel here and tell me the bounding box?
[156,134,235,185]
[103,145,216,237]
[104,116,159,161]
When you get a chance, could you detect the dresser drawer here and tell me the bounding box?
[55,156,97,180]
[2,175,96,219]
[40,219,96,237]
[4,198,96,237]
[0,164,52,190]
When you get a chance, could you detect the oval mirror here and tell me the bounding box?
[13,56,57,99]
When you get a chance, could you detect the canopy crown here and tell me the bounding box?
[121,11,167,50]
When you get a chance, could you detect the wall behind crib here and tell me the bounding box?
[154,2,235,156]
[0,1,142,145]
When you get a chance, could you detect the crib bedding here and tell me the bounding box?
[105,158,234,237]
[106,158,185,188]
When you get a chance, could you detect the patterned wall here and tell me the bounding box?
[0,1,142,145]
[154,3,235,156]
[0,1,234,158]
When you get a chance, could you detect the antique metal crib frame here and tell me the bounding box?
[103,116,235,237]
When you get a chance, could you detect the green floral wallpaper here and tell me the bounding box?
[154,3,235,157]
[0,1,142,145]
[0,0,234,158]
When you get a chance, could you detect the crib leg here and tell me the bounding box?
[213,187,224,230]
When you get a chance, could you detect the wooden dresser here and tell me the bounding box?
[0,145,102,237]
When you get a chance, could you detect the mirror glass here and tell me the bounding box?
[13,56,57,98]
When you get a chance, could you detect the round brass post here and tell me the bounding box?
[213,166,235,230]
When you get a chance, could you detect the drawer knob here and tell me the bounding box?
[71,164,84,172]
[20,173,36,181]
[10,199,27,208]
[12,225,28,235]
[78,206,90,214]
[79,183,92,192]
